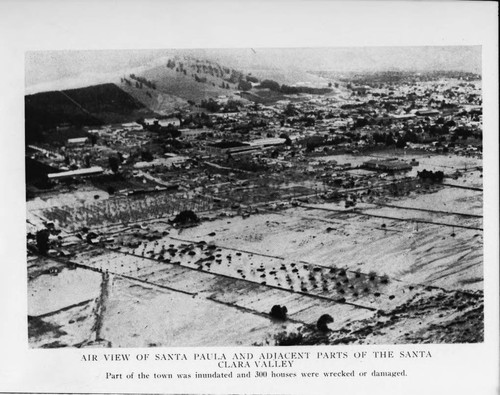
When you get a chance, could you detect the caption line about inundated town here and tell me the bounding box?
[81,350,432,381]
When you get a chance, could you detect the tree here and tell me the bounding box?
[269,305,288,320]
[172,210,199,225]
[317,314,334,331]
[279,133,292,146]
[417,169,444,183]
[395,138,407,149]
[200,98,221,112]
[238,80,252,91]
[141,151,154,162]
[258,79,281,91]
[246,75,259,83]
[167,127,181,139]
[385,134,396,146]
[108,156,119,173]
[283,103,297,117]
[36,229,50,255]
[274,331,303,346]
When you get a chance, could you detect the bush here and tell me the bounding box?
[317,314,334,331]
[238,80,252,91]
[36,229,50,255]
[246,75,259,83]
[270,305,288,320]
[275,331,303,346]
[417,169,444,183]
[141,151,154,162]
[258,79,281,91]
[172,210,199,225]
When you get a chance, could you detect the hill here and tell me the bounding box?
[118,55,334,113]
[117,57,245,113]
[25,83,156,143]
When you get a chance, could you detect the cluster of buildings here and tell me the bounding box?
[27,75,481,204]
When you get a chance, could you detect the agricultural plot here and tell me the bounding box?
[98,276,302,348]
[27,160,483,347]
[36,191,219,232]
[61,248,377,346]
[90,173,161,192]
[171,183,483,292]
[108,233,418,310]
[207,183,317,206]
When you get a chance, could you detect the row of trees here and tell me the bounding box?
[167,58,262,91]
[199,98,243,113]
[129,74,156,90]
[256,79,332,95]
[417,169,445,183]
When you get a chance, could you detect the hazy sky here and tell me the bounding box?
[209,46,482,73]
[25,46,481,94]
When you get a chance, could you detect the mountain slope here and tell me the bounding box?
[117,55,334,113]
[25,83,156,143]
[117,57,251,113]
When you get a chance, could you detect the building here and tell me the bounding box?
[158,118,181,128]
[47,166,104,180]
[415,109,440,116]
[133,155,189,169]
[179,128,210,140]
[143,118,181,128]
[391,113,416,120]
[207,141,252,156]
[362,159,412,173]
[121,122,143,131]
[248,138,286,147]
[66,137,89,147]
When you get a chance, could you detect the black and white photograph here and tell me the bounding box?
[1,1,498,394]
[25,46,485,348]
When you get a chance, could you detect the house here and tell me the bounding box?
[207,141,251,156]
[179,128,207,140]
[415,109,440,116]
[363,159,412,173]
[121,122,143,131]
[391,113,416,120]
[47,166,104,180]
[158,118,181,128]
[67,137,89,147]
[248,138,286,147]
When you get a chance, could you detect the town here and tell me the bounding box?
[25,51,483,347]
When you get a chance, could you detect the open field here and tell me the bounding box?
[27,171,483,346]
